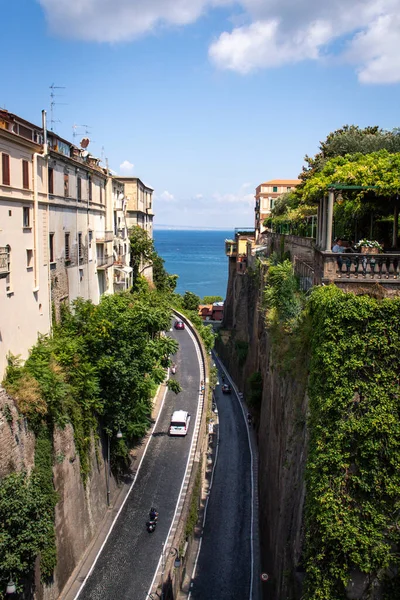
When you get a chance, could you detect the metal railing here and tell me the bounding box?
[96,254,114,268]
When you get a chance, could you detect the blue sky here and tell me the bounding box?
[2,0,400,228]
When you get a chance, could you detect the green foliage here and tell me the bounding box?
[247,372,263,409]
[0,425,57,591]
[182,291,201,311]
[303,286,400,599]
[301,150,400,203]
[209,366,218,390]
[174,306,215,351]
[235,340,248,366]
[129,226,178,292]
[264,260,304,331]
[300,125,400,185]
[202,296,223,304]
[167,379,182,394]
[185,460,202,538]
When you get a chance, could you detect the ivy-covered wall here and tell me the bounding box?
[220,256,400,600]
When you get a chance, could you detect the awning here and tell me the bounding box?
[114,266,133,274]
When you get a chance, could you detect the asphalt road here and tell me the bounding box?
[77,323,202,600]
[189,371,253,600]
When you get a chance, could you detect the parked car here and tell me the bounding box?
[174,320,185,330]
[222,383,231,394]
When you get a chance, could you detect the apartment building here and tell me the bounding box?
[110,178,132,291]
[116,176,154,281]
[255,179,301,240]
[0,111,51,376]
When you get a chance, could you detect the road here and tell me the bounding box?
[189,364,254,600]
[76,323,202,600]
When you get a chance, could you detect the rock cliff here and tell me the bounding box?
[217,259,308,599]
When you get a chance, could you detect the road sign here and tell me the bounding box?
[261,573,269,582]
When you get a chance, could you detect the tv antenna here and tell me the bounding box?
[49,83,67,131]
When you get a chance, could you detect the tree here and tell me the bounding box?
[182,291,201,311]
[129,227,155,279]
[202,296,223,304]
[299,125,400,185]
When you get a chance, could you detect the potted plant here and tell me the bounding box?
[354,239,383,254]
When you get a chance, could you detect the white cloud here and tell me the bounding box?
[37,0,400,83]
[119,160,134,173]
[159,190,175,202]
[209,0,400,82]
[213,183,254,205]
[38,0,229,42]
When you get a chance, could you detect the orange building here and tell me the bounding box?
[255,179,301,241]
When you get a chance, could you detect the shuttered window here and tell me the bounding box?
[2,154,10,186]
[22,160,29,189]
[48,168,54,194]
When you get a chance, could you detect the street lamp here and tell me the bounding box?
[6,576,16,595]
[106,429,123,506]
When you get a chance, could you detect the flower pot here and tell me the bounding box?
[361,246,379,254]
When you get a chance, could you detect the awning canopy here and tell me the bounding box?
[115,266,133,274]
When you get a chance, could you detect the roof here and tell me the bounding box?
[171,410,189,421]
[261,179,301,185]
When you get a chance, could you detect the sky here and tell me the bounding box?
[2,0,400,228]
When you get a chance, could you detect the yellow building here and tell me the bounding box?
[255,179,301,240]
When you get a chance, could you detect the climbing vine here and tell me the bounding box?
[304,286,400,599]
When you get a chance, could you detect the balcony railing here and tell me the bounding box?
[96,230,113,243]
[317,251,400,283]
[97,254,114,269]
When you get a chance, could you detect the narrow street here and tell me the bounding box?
[189,358,260,600]
[75,324,203,600]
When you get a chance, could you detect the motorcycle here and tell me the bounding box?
[146,520,157,533]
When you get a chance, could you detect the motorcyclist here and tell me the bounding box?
[149,507,158,521]
[171,364,176,374]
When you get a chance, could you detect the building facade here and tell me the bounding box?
[0,109,151,377]
[255,179,301,240]
[0,111,50,376]
[116,176,154,281]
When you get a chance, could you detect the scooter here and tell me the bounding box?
[146,520,157,533]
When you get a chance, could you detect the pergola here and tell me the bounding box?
[315,184,399,251]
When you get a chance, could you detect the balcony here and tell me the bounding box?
[225,240,237,257]
[96,254,114,269]
[96,230,113,243]
[114,254,127,266]
[316,250,400,285]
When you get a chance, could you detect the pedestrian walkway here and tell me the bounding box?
[59,381,168,600]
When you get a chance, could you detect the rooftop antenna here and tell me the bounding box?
[49,83,67,131]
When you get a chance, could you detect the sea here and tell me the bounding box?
[153,229,234,300]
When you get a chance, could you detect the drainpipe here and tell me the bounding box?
[32,110,49,292]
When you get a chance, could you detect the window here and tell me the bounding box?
[49,233,55,263]
[22,160,29,189]
[64,173,69,197]
[78,233,83,263]
[2,154,10,186]
[26,249,33,268]
[88,176,92,202]
[270,198,273,209]
[48,168,54,194]
[65,233,70,262]
[287,186,292,191]
[88,230,93,243]
[77,177,82,201]
[23,207,30,228]
[0,245,10,276]
[273,186,278,193]
[79,268,84,282]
